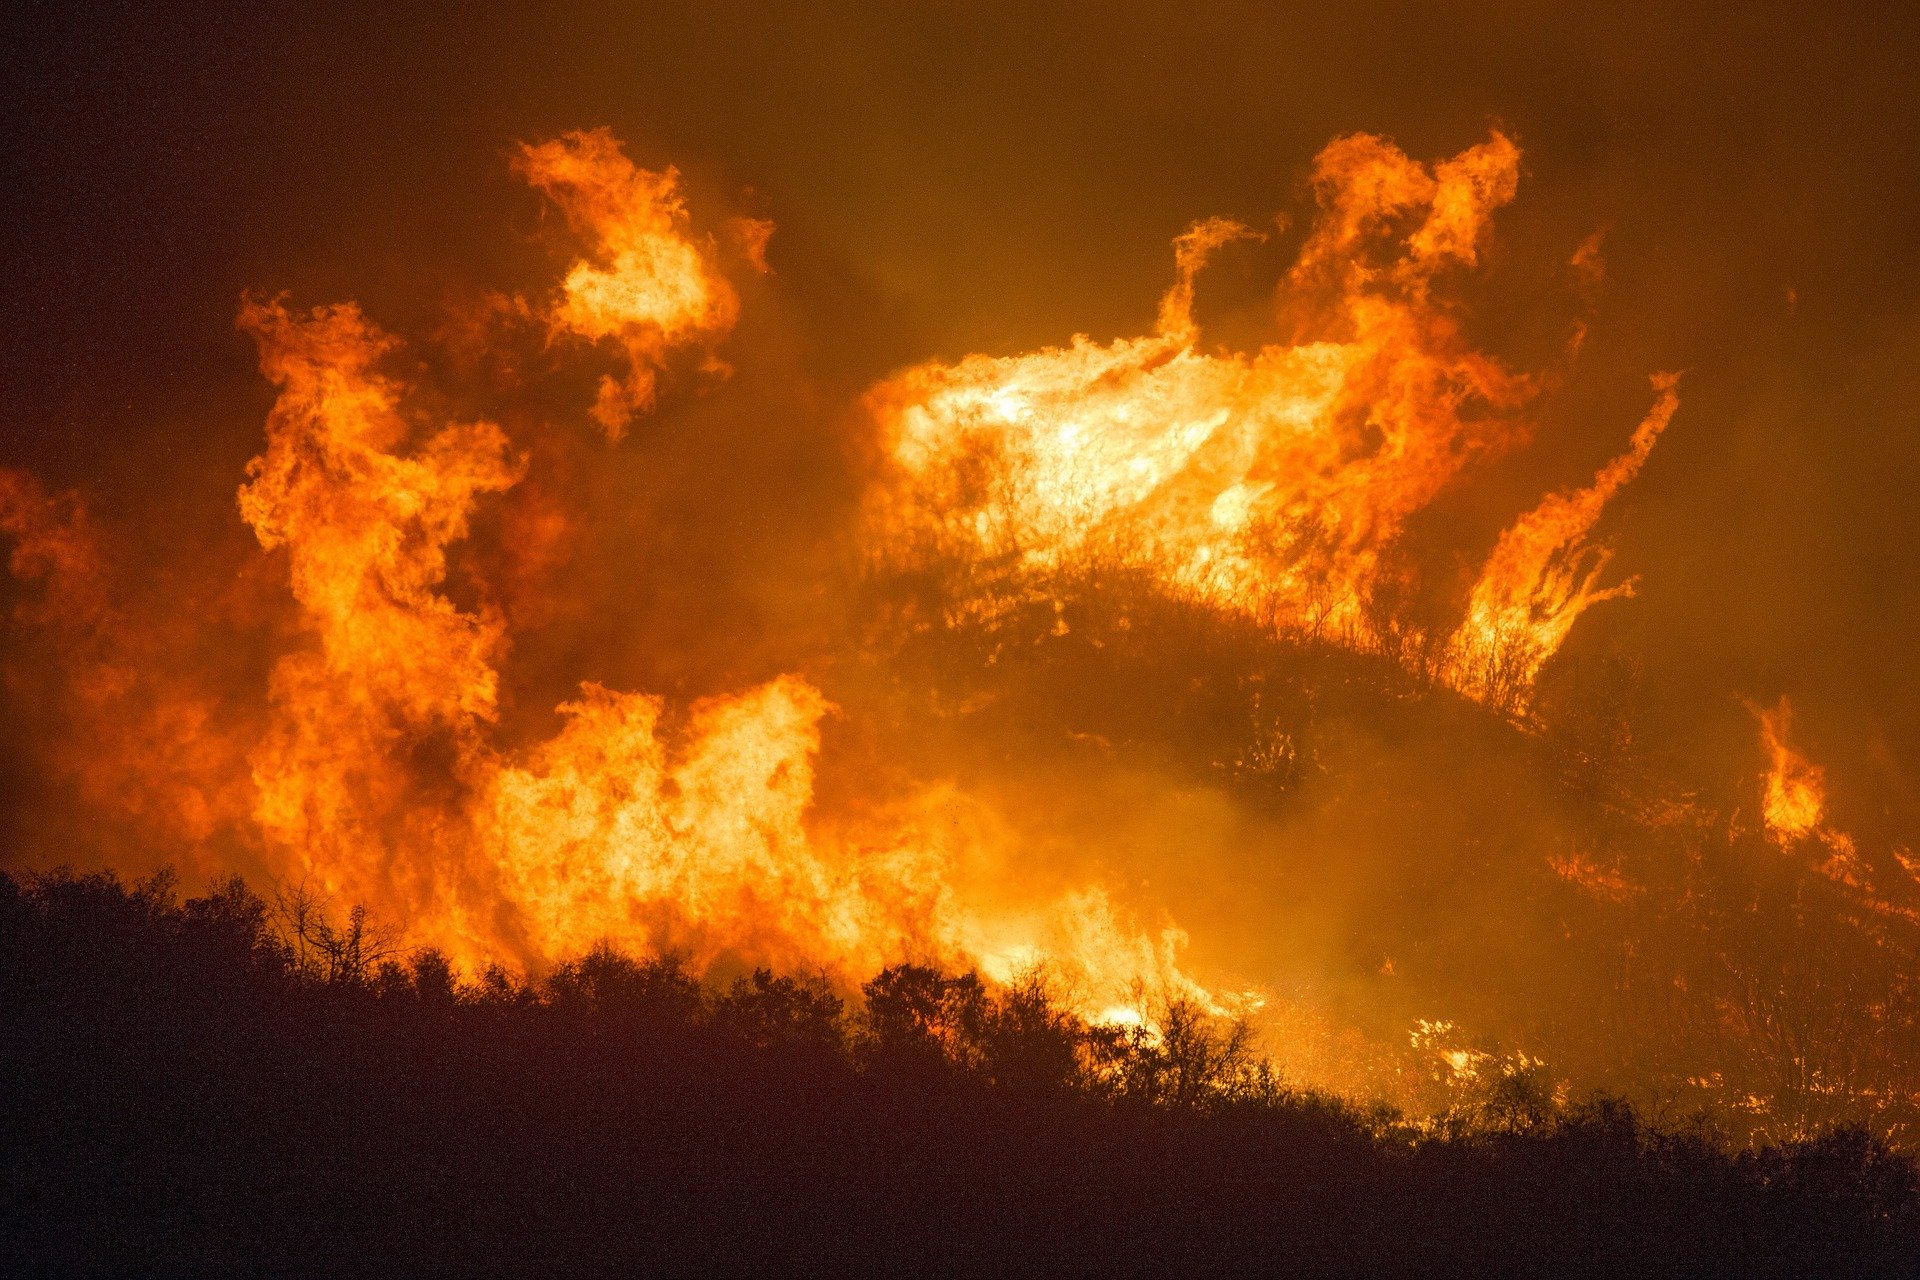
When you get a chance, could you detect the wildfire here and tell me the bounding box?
[865,131,1672,711]
[1747,697,1920,934]
[1757,697,1825,842]
[161,132,1212,1019]
[0,127,1691,1042]
[1447,373,1679,705]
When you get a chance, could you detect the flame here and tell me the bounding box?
[865,131,1668,708]
[965,885,1223,1020]
[1447,374,1679,708]
[515,127,748,439]
[1757,697,1825,842]
[195,141,1214,1016]
[236,296,520,916]
[1745,699,1920,933]
[480,675,962,976]
[1547,850,1641,903]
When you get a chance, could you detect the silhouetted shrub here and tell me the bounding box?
[4,865,1918,1277]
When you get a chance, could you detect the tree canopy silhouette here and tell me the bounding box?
[3,865,1917,1277]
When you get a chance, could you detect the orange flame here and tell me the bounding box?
[1756,697,1825,842]
[1,128,1689,1041]
[1747,699,1920,928]
[210,153,1212,1018]
[515,127,749,439]
[865,132,1668,709]
[236,296,520,912]
[479,675,959,976]
[1448,374,1679,708]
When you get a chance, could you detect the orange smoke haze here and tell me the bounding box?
[0,469,252,854]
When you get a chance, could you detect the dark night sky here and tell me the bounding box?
[5,1,1920,830]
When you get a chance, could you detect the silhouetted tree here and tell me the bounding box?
[7,865,1920,1277]
[1099,994,1260,1109]
[860,962,989,1074]
[546,941,704,1027]
[978,968,1088,1095]
[714,967,845,1056]
[273,879,399,985]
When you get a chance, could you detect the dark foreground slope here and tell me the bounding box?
[3,869,1916,1278]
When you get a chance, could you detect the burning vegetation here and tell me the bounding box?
[6,128,1220,1026]
[7,124,1920,1216]
[866,131,1676,715]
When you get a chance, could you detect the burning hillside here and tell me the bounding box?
[3,129,1227,1023]
[6,116,1920,1142]
[865,130,1676,713]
